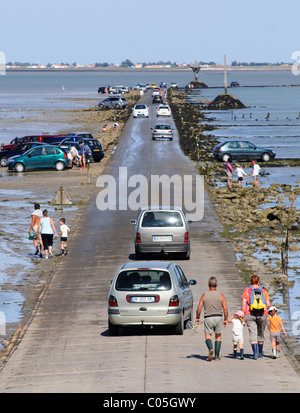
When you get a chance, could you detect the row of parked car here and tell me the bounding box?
[0,132,104,172]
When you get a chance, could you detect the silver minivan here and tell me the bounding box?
[130,206,191,259]
[108,261,197,335]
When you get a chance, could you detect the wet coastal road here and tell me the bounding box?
[0,91,300,393]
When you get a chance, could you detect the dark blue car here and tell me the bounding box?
[0,142,46,167]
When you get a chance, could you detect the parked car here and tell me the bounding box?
[98,96,128,109]
[107,261,197,335]
[230,81,240,87]
[7,145,71,172]
[151,124,173,140]
[160,82,167,88]
[133,104,149,118]
[98,86,110,94]
[156,104,171,117]
[2,134,67,150]
[130,206,191,259]
[0,142,46,167]
[213,140,276,162]
[170,82,178,88]
[152,95,164,104]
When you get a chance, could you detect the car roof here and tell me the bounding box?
[118,261,174,271]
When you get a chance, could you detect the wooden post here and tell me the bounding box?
[224,54,228,95]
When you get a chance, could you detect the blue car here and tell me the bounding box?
[0,142,46,167]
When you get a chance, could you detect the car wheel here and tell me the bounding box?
[261,153,271,162]
[15,162,25,173]
[108,320,119,336]
[0,156,8,167]
[222,153,231,162]
[115,104,120,109]
[98,104,104,109]
[55,161,65,171]
[174,313,184,335]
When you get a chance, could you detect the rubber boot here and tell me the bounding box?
[215,341,221,360]
[205,339,213,361]
[252,343,258,359]
[258,343,264,358]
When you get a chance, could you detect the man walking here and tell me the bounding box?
[196,277,228,361]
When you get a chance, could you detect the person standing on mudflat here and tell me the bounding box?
[196,277,228,361]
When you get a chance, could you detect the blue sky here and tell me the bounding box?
[1,0,299,65]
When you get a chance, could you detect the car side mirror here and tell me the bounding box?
[189,280,197,285]
[130,219,137,224]
[27,154,31,158]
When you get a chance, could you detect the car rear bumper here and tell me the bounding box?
[136,242,190,254]
[108,311,182,327]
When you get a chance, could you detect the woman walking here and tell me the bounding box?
[40,209,58,259]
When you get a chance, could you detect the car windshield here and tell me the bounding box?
[154,125,171,130]
[116,270,171,291]
[141,211,183,227]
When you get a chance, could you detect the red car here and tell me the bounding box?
[2,135,67,150]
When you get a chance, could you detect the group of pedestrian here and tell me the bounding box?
[67,142,91,169]
[226,160,261,189]
[195,274,286,361]
[28,203,70,258]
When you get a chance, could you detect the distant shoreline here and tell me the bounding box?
[5,65,293,73]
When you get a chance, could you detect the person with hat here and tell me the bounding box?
[267,306,287,359]
[228,310,245,359]
[250,160,261,187]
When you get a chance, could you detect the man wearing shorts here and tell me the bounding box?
[196,277,228,361]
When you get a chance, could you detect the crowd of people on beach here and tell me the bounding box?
[195,275,287,361]
[28,203,70,259]
[226,160,261,190]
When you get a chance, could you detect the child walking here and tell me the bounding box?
[267,306,287,359]
[228,310,245,359]
[59,218,70,256]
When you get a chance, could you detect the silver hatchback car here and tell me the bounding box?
[108,261,197,335]
[151,124,173,140]
[131,206,191,259]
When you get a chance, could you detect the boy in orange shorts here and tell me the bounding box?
[267,306,287,359]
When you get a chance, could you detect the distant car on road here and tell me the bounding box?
[152,95,164,104]
[7,145,71,172]
[107,261,197,335]
[130,206,191,259]
[156,104,171,117]
[151,124,173,140]
[213,140,276,162]
[0,142,46,167]
[230,81,240,87]
[133,104,149,118]
[170,82,179,88]
[98,96,128,109]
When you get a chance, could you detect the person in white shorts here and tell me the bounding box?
[251,160,261,187]
[228,310,245,359]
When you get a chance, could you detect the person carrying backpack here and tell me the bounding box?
[241,274,270,359]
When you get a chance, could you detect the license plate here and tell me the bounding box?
[153,235,172,242]
[130,296,155,303]
[94,149,99,151]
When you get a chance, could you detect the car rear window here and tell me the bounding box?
[154,125,171,130]
[135,105,146,109]
[116,270,171,291]
[141,211,183,227]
